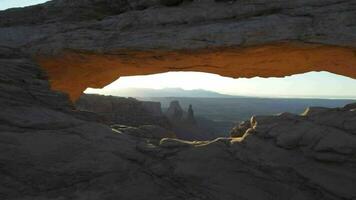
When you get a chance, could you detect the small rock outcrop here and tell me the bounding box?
[230,120,251,138]
[185,104,196,125]
[230,105,356,163]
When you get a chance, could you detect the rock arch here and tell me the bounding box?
[0,0,355,101]
[37,42,356,101]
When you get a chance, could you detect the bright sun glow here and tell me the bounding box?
[85,71,356,99]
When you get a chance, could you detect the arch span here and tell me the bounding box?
[37,42,356,101]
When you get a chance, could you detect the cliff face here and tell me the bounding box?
[0,0,355,100]
[75,94,171,128]
[141,101,163,116]
[1,46,356,199]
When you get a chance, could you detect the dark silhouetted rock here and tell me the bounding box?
[185,104,196,125]
[165,100,184,121]
[75,94,171,128]
[112,124,176,140]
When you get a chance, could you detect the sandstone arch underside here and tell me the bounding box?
[1,0,355,101]
[37,43,356,101]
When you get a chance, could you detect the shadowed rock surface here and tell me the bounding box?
[0,0,355,100]
[185,104,196,125]
[1,0,355,51]
[1,47,356,200]
[76,95,227,140]
[0,0,356,199]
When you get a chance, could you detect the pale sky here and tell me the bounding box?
[3,1,356,99]
[0,0,49,10]
[86,71,356,99]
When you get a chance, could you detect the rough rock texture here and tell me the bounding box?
[112,124,176,140]
[1,1,356,199]
[0,0,355,100]
[75,94,171,128]
[230,120,251,137]
[232,106,356,163]
[1,47,356,199]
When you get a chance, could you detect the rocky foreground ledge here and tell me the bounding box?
[1,47,356,200]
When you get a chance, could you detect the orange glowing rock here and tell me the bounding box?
[36,42,356,101]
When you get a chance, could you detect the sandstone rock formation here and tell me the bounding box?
[185,104,196,125]
[75,94,171,128]
[231,106,356,163]
[0,0,355,100]
[165,100,212,140]
[0,46,356,199]
[230,120,250,137]
[1,1,356,199]
[165,100,184,121]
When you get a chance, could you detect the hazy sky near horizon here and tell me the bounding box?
[85,71,356,99]
[3,1,356,99]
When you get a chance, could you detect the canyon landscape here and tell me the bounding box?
[0,0,356,199]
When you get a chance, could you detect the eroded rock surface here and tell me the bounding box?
[1,47,356,200]
[0,0,355,100]
[0,1,356,199]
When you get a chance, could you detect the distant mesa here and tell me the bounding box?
[92,87,233,98]
[75,94,171,129]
